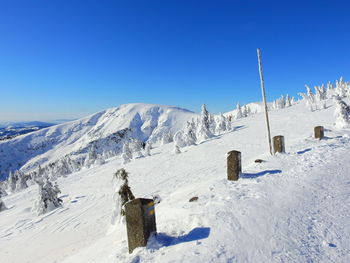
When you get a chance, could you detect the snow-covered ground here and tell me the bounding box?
[1,99,350,262]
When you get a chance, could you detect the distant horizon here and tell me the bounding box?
[1,0,349,121]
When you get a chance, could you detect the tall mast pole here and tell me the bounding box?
[257,48,273,155]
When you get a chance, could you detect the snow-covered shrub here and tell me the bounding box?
[334,96,350,128]
[34,178,63,215]
[235,103,243,119]
[111,168,135,223]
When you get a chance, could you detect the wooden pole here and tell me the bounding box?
[257,48,273,155]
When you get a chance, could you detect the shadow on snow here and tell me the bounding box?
[241,169,282,178]
[149,227,210,248]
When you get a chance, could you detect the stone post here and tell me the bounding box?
[227,150,241,181]
[125,198,157,253]
[273,135,285,154]
[314,126,324,140]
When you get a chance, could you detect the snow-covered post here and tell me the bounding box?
[257,48,273,155]
[273,135,285,154]
[314,126,324,140]
[125,198,157,253]
[227,150,241,181]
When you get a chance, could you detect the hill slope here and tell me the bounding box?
[0,103,197,179]
[1,99,349,262]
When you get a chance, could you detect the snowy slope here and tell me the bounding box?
[0,103,197,179]
[1,99,349,263]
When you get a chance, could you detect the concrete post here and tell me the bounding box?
[314,126,324,140]
[227,150,241,181]
[125,198,157,253]
[273,135,285,154]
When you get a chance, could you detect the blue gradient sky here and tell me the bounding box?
[1,0,350,121]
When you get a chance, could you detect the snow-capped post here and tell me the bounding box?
[257,48,273,155]
[273,136,285,154]
[227,150,241,181]
[314,126,324,140]
[125,198,157,253]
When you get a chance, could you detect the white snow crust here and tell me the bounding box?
[1,99,350,263]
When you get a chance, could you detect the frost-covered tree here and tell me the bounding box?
[7,171,17,193]
[0,184,8,198]
[285,95,292,107]
[112,169,135,221]
[334,96,350,128]
[235,103,243,119]
[35,179,63,215]
[144,142,152,156]
[197,104,213,141]
[15,171,28,191]
[161,131,173,145]
[315,85,327,109]
[335,77,347,98]
[215,113,227,134]
[299,85,316,111]
[121,141,132,164]
[130,139,144,158]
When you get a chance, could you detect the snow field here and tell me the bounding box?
[1,99,350,262]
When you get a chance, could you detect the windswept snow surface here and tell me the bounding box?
[1,100,350,262]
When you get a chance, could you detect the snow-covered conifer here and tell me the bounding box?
[144,142,152,156]
[35,178,63,215]
[334,96,350,128]
[0,184,7,198]
[236,103,243,119]
[7,171,17,193]
[121,141,132,164]
[112,169,135,220]
[285,95,292,107]
[197,104,213,141]
[216,113,227,134]
[15,171,28,191]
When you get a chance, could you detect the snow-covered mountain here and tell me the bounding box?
[1,97,350,263]
[0,103,197,180]
[0,121,54,141]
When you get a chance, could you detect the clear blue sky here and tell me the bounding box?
[1,0,350,121]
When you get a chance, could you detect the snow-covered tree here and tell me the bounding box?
[112,169,135,221]
[35,178,63,215]
[215,113,227,134]
[0,184,7,198]
[161,131,173,145]
[15,171,28,191]
[335,77,347,98]
[299,85,316,111]
[144,142,152,156]
[7,171,17,193]
[334,96,350,128]
[130,139,144,158]
[197,104,213,141]
[236,103,243,119]
[121,141,132,164]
